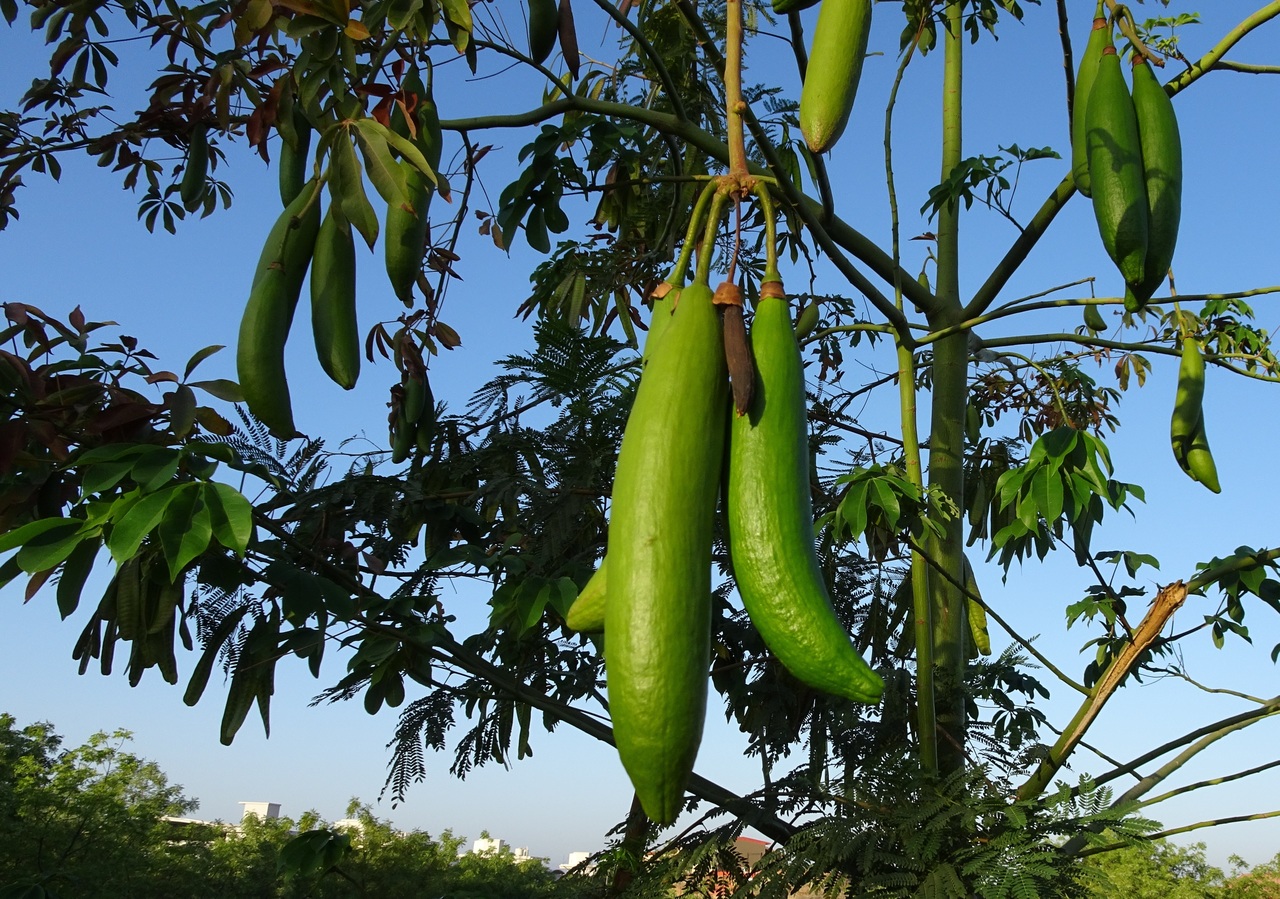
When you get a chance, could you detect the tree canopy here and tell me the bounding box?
[3,0,1280,895]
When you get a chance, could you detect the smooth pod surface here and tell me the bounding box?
[799,0,872,154]
[278,108,312,208]
[310,207,360,389]
[1131,55,1182,303]
[605,280,727,825]
[528,0,559,65]
[180,125,208,210]
[1070,2,1108,197]
[1170,336,1205,471]
[727,295,883,704]
[1170,339,1220,492]
[565,559,606,633]
[237,179,322,437]
[1086,41,1148,310]
[385,162,433,305]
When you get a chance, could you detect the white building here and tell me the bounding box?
[559,851,594,873]
[471,837,533,861]
[239,801,281,821]
[472,837,506,855]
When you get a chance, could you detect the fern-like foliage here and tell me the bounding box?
[609,762,1158,898]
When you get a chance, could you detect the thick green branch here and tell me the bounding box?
[1136,758,1280,810]
[925,0,969,777]
[1075,810,1280,859]
[1088,695,1280,798]
[1167,2,1280,94]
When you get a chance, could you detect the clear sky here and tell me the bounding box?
[3,0,1280,874]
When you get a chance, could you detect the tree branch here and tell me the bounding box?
[1017,580,1190,801]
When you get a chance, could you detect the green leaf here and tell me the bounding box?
[81,460,134,496]
[184,605,250,707]
[837,481,870,539]
[158,483,213,582]
[871,478,902,530]
[14,520,87,573]
[0,556,20,591]
[522,581,553,634]
[1033,469,1064,525]
[107,486,179,563]
[168,384,198,439]
[0,517,81,554]
[189,379,245,402]
[56,537,100,619]
[330,133,380,249]
[440,0,471,34]
[130,447,181,493]
[76,443,153,466]
[385,0,422,30]
[351,119,409,210]
[525,205,550,253]
[183,344,225,379]
[204,482,254,556]
[379,126,439,186]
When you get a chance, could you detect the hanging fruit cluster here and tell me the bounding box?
[565,182,883,825]
[1072,3,1182,313]
[235,63,444,439]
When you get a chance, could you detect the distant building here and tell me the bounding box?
[472,837,506,855]
[161,800,287,841]
[560,851,594,873]
[470,837,532,861]
[239,801,281,822]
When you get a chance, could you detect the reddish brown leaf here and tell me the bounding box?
[432,322,461,349]
[26,569,55,603]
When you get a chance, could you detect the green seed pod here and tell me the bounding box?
[1086,39,1148,311]
[606,280,727,825]
[799,0,873,154]
[727,294,883,704]
[1083,303,1107,332]
[1071,2,1108,197]
[528,0,559,65]
[1131,55,1182,304]
[564,560,606,633]
[310,208,360,389]
[180,125,209,211]
[237,179,322,437]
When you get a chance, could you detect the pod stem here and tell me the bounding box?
[694,190,731,287]
[668,181,721,289]
[1105,2,1161,65]
[751,181,781,283]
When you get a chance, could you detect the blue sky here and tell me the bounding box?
[3,0,1280,872]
